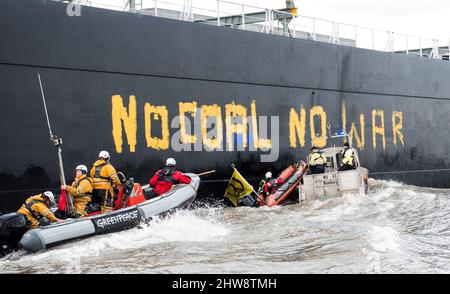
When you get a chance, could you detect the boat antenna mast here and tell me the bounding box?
[37,73,75,215]
[326,122,351,147]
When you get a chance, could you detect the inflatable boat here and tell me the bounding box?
[0,173,200,256]
[257,162,307,207]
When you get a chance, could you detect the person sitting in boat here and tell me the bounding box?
[339,142,356,171]
[307,146,327,174]
[17,191,62,229]
[145,158,191,199]
[258,172,285,201]
[90,151,122,213]
[60,165,93,217]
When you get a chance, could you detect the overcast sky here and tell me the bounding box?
[233,0,450,40]
[96,0,449,41]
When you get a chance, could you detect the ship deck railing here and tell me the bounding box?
[57,0,449,61]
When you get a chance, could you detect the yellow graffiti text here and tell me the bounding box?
[341,103,365,149]
[201,104,223,150]
[310,106,327,148]
[372,109,386,150]
[225,102,248,150]
[179,101,198,144]
[144,103,169,150]
[392,111,404,146]
[289,105,306,148]
[251,100,271,149]
[111,95,137,153]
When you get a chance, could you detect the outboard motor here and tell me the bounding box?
[0,213,28,257]
[237,195,257,207]
[123,177,134,196]
[117,172,127,185]
[119,177,134,207]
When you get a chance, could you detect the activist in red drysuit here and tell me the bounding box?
[263,177,285,196]
[145,158,191,199]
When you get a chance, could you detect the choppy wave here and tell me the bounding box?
[2,179,450,273]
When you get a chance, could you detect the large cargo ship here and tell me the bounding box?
[1,0,449,212]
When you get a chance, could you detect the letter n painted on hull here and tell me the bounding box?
[111,95,137,153]
[289,105,306,148]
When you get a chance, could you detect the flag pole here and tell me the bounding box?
[230,164,267,206]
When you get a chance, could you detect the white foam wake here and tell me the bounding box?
[0,208,229,270]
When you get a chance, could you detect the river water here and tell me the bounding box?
[1,178,450,274]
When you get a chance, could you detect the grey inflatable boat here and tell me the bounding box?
[17,174,200,253]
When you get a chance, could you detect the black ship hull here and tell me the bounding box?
[1,0,449,212]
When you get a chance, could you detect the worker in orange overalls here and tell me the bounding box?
[17,191,62,229]
[61,165,93,217]
[90,151,122,213]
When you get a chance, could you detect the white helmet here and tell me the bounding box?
[42,191,56,206]
[75,164,88,174]
[98,151,110,161]
[265,172,272,179]
[166,158,176,166]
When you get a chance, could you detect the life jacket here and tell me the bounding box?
[264,178,279,195]
[71,176,93,198]
[149,166,191,196]
[91,160,120,190]
[17,195,54,228]
[257,179,267,194]
[308,150,327,166]
[157,167,178,184]
[341,147,355,166]
[23,199,45,222]
[94,162,111,182]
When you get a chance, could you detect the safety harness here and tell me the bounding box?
[258,178,279,196]
[73,177,93,197]
[309,151,327,165]
[23,198,46,222]
[341,147,354,166]
[258,179,267,194]
[94,162,112,182]
[157,167,179,184]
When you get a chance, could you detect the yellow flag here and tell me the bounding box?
[224,169,254,206]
